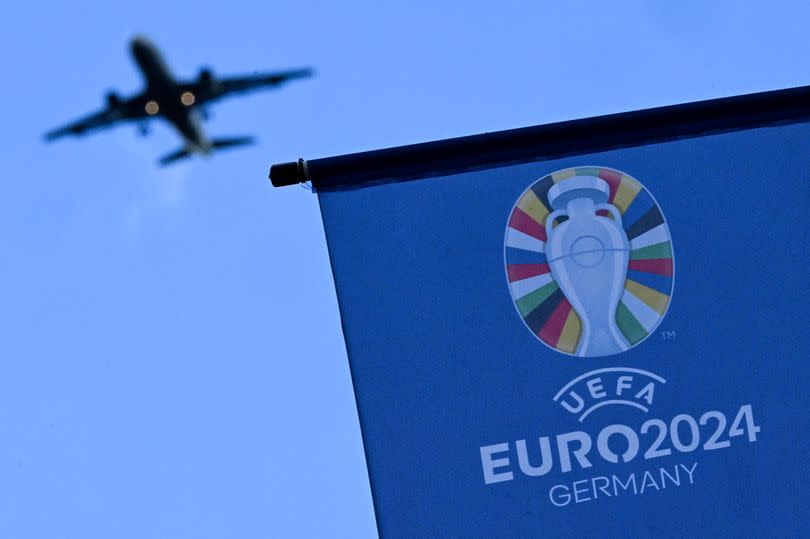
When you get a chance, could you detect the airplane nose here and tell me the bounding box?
[130,35,155,54]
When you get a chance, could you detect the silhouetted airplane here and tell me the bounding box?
[45,36,313,165]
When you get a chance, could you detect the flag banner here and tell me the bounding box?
[271,87,809,537]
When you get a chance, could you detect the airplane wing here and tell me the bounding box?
[44,95,149,141]
[182,68,314,105]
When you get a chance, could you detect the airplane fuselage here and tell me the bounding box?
[130,37,209,153]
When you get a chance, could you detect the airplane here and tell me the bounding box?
[45,36,313,165]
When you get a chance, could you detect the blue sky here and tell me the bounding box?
[1,1,808,537]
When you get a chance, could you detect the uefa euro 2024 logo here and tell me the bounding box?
[505,167,674,357]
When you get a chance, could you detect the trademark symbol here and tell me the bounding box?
[660,330,676,340]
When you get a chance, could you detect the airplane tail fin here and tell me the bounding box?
[158,136,256,166]
[210,135,255,151]
[158,147,193,166]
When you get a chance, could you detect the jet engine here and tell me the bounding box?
[106,91,122,108]
[198,68,219,95]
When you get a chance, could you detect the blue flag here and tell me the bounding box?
[272,87,810,537]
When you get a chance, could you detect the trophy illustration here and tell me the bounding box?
[545,176,631,356]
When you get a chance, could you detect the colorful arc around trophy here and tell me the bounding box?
[505,166,674,357]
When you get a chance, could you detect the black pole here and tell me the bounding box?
[269,84,810,189]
